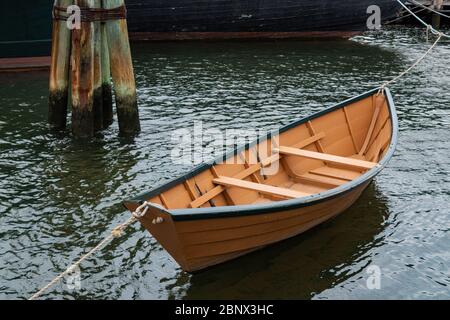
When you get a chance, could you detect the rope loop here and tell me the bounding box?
[132,202,150,219]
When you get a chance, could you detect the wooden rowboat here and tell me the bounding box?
[124,88,398,272]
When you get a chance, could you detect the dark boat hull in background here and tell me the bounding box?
[0,0,401,66]
[126,0,401,40]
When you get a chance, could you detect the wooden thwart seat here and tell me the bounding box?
[188,153,281,209]
[188,132,326,209]
[189,130,374,209]
[213,176,311,199]
[275,146,378,170]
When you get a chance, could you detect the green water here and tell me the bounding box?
[0,26,449,299]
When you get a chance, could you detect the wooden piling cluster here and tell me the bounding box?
[48,0,140,138]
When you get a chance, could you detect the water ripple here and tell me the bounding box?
[0,26,449,299]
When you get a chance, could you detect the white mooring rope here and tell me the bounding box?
[409,0,450,20]
[385,7,428,25]
[379,32,442,93]
[28,202,149,300]
[396,0,450,39]
[377,0,448,93]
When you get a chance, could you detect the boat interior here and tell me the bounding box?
[146,93,393,210]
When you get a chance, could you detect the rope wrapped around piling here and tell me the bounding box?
[53,5,127,22]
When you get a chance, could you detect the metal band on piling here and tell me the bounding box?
[53,5,127,22]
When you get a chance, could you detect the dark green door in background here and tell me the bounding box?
[0,1,53,58]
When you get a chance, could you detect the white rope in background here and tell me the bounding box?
[379,32,442,92]
[408,0,450,19]
[377,0,448,92]
[386,7,428,25]
[396,0,450,39]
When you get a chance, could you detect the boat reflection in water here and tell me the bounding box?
[184,183,391,299]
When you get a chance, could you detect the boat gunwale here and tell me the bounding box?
[123,87,398,221]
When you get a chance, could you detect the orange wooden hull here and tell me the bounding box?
[124,88,398,272]
[133,182,368,272]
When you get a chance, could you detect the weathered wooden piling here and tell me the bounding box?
[48,0,139,137]
[104,0,141,135]
[101,13,114,128]
[71,0,95,138]
[48,0,72,130]
[92,0,104,131]
[432,0,444,29]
